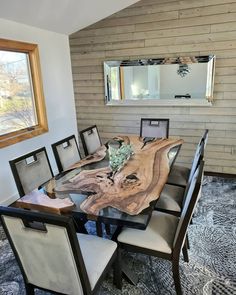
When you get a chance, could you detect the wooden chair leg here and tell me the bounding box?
[172,259,182,295]
[96,221,103,237]
[72,217,88,234]
[105,224,111,235]
[113,249,122,290]
[186,233,190,249]
[25,283,34,295]
[182,241,189,263]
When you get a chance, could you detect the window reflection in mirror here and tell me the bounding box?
[104,55,215,105]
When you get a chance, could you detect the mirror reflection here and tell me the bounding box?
[104,55,215,105]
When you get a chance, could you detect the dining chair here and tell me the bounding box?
[117,160,204,295]
[0,206,121,295]
[9,147,53,197]
[80,125,102,156]
[156,143,204,216]
[140,118,169,138]
[51,135,81,172]
[167,129,208,188]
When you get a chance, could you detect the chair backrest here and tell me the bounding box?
[202,129,209,150]
[188,140,204,183]
[173,160,204,253]
[9,147,53,197]
[168,144,182,170]
[0,206,91,294]
[187,129,208,184]
[51,135,81,172]
[80,125,102,156]
[140,118,169,138]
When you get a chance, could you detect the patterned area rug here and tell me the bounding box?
[0,176,235,294]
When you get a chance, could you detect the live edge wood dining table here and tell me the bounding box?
[15,135,183,237]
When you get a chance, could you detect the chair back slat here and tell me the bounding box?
[188,140,204,183]
[140,118,169,138]
[9,148,53,197]
[173,160,204,250]
[202,129,209,150]
[52,135,81,172]
[80,125,102,156]
[168,144,182,169]
[0,207,90,294]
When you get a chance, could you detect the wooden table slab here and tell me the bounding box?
[16,190,75,214]
[56,136,183,215]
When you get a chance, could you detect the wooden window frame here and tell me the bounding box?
[0,38,48,148]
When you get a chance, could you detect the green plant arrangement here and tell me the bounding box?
[108,143,134,179]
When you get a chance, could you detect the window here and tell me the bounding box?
[0,39,48,148]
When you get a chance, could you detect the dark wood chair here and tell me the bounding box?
[156,142,204,216]
[51,135,81,172]
[167,129,208,188]
[117,160,204,295]
[80,125,102,156]
[0,207,122,295]
[140,118,169,138]
[9,147,53,197]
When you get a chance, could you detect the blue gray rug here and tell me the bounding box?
[0,176,235,294]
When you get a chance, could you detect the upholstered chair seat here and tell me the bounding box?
[118,211,179,254]
[77,233,117,289]
[117,161,204,295]
[155,184,185,213]
[167,165,190,188]
[0,208,121,294]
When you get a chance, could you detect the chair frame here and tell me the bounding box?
[158,143,204,217]
[80,125,102,156]
[51,134,81,173]
[0,206,121,295]
[169,144,182,171]
[118,160,204,295]
[9,147,53,197]
[140,118,170,138]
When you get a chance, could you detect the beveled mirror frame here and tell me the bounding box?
[104,55,215,107]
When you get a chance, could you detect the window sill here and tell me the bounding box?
[0,126,48,148]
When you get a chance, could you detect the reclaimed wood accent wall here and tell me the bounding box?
[69,0,236,174]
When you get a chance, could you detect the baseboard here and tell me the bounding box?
[0,193,19,206]
[204,171,236,179]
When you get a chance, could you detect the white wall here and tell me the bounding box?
[0,18,78,205]
[160,63,207,99]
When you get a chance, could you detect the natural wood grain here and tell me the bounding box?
[56,136,183,215]
[15,190,75,215]
[66,145,107,170]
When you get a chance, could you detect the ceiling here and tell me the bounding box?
[0,0,139,35]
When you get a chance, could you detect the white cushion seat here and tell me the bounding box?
[118,211,179,254]
[77,233,117,290]
[155,184,185,212]
[167,165,190,187]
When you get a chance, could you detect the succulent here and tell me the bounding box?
[108,143,134,173]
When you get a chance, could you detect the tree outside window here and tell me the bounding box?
[0,39,48,148]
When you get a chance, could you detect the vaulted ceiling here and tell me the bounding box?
[0,0,139,35]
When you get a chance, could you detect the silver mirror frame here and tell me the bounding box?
[104,55,215,106]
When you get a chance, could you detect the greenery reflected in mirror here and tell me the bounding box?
[104,55,215,105]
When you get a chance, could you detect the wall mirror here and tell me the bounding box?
[104,55,215,106]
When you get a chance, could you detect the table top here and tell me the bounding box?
[17,136,183,230]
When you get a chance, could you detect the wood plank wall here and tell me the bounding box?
[69,0,236,174]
